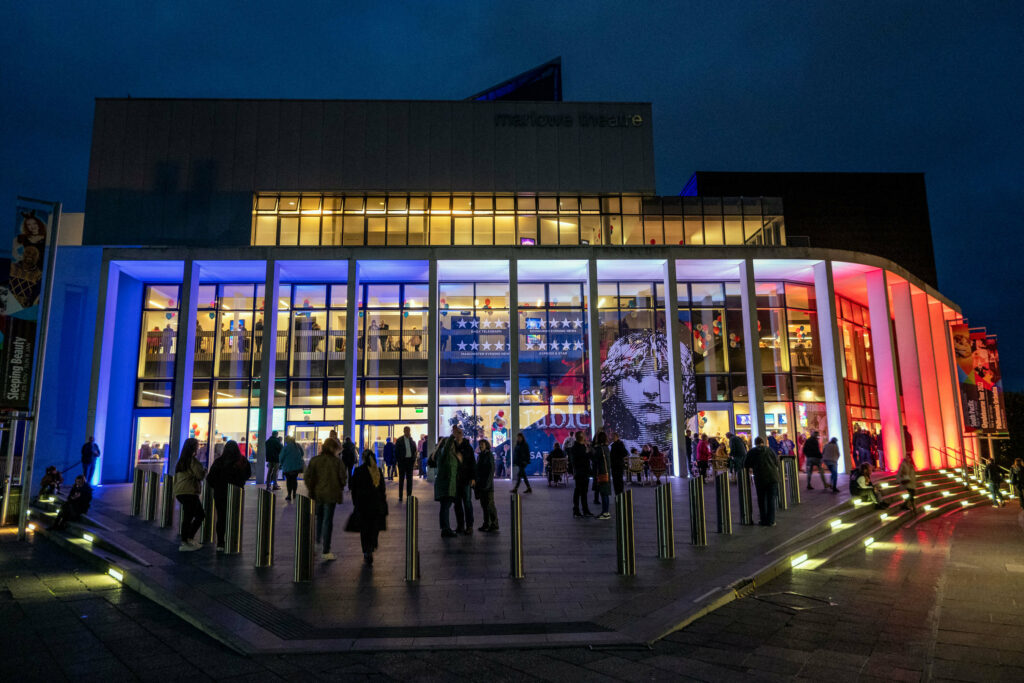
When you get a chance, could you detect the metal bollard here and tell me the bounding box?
[615,490,637,574]
[510,493,524,579]
[783,456,801,505]
[293,494,315,582]
[715,472,732,534]
[688,477,707,546]
[129,468,144,516]
[254,487,275,567]
[777,461,789,511]
[224,484,244,554]
[405,495,419,582]
[158,474,175,528]
[199,481,215,544]
[142,471,159,521]
[655,483,674,560]
[737,468,754,525]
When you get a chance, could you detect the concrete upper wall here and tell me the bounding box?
[84,99,655,248]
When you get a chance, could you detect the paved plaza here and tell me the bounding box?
[41,471,855,651]
[3,500,1021,681]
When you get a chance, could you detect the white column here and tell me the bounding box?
[865,269,905,471]
[585,257,603,435]
[85,260,121,484]
[663,258,687,476]
[343,259,358,446]
[508,259,520,466]
[739,259,766,440]
[890,281,928,468]
[254,259,280,484]
[427,259,438,446]
[169,259,199,473]
[813,261,851,472]
[911,290,943,468]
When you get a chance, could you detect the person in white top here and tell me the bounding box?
[897,452,918,513]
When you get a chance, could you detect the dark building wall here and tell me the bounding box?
[689,172,938,287]
[85,98,654,248]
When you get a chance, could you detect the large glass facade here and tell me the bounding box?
[252,193,785,247]
[134,285,179,473]
[837,295,880,436]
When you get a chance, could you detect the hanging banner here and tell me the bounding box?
[0,205,51,410]
[950,322,981,431]
[971,332,1006,433]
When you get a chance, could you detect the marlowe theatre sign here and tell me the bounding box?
[494,111,644,128]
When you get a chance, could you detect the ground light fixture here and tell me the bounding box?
[924,505,933,512]
[942,491,950,497]
[880,513,889,521]
[107,567,124,582]
[829,518,842,529]
[83,533,95,542]
[863,537,875,547]
[27,522,36,531]
[961,501,970,507]
[791,553,808,568]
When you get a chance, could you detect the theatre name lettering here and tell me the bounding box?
[494,111,644,128]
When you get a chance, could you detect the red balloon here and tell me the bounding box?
[485,298,491,306]
[678,239,684,245]
[650,238,656,245]
[498,410,504,417]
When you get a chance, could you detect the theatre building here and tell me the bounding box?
[34,85,989,486]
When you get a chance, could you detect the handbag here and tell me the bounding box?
[427,466,437,483]
[597,472,609,484]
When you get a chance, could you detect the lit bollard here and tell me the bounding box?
[254,487,275,567]
[405,495,419,582]
[688,477,707,546]
[293,493,315,582]
[142,471,159,521]
[615,490,637,574]
[654,483,674,560]
[777,460,789,511]
[510,492,524,579]
[158,474,174,528]
[224,484,244,555]
[715,472,732,534]
[199,481,214,544]
[783,456,800,505]
[129,468,144,517]
[737,468,754,525]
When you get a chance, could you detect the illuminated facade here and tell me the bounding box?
[41,96,979,484]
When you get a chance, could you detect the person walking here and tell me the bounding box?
[803,431,826,489]
[433,428,460,538]
[264,431,282,490]
[897,450,918,513]
[1009,458,1024,510]
[474,438,498,532]
[984,457,1005,507]
[49,475,92,531]
[511,432,533,494]
[570,431,594,518]
[418,434,429,479]
[697,434,712,481]
[453,429,476,535]
[347,449,388,564]
[395,426,417,502]
[80,436,100,482]
[821,436,840,493]
[341,437,357,478]
[172,438,206,551]
[382,438,396,480]
[728,432,747,478]
[684,429,694,478]
[204,440,251,551]
[592,432,612,519]
[744,437,780,527]
[304,437,347,560]
[609,431,628,495]
[280,435,305,502]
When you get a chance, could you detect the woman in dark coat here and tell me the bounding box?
[512,432,533,494]
[474,439,498,532]
[348,449,388,565]
[206,440,251,551]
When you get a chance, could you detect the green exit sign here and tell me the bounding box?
[415,408,424,414]
[302,409,311,415]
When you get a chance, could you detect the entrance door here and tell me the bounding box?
[357,422,428,461]
[287,423,344,468]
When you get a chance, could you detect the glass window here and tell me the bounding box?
[134,416,171,472]
[279,217,299,245]
[253,216,277,245]
[293,285,327,308]
[137,381,173,408]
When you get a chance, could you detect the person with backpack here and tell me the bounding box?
[743,437,780,527]
[206,440,251,551]
[897,450,918,513]
[511,432,533,494]
[172,438,206,551]
[280,435,305,502]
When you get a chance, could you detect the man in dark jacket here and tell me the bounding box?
[452,432,476,534]
[264,431,282,490]
[803,431,824,490]
[570,431,594,517]
[382,438,396,480]
[395,426,417,502]
[81,436,100,482]
[206,441,252,551]
[609,431,628,496]
[341,437,357,478]
[51,475,93,530]
[728,432,747,474]
[744,437,781,527]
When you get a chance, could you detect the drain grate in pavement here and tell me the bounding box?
[214,590,610,641]
[752,591,836,611]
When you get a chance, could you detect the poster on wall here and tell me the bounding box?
[0,205,51,411]
[600,329,697,461]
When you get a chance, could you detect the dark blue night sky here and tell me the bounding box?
[3,1,1022,388]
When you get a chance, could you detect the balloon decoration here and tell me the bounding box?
[303,298,311,307]
[794,325,808,341]
[165,312,174,320]
[167,298,175,308]
[728,332,742,348]
[697,411,709,431]
[650,238,656,245]
[208,312,216,319]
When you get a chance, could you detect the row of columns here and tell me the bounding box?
[91,256,968,481]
